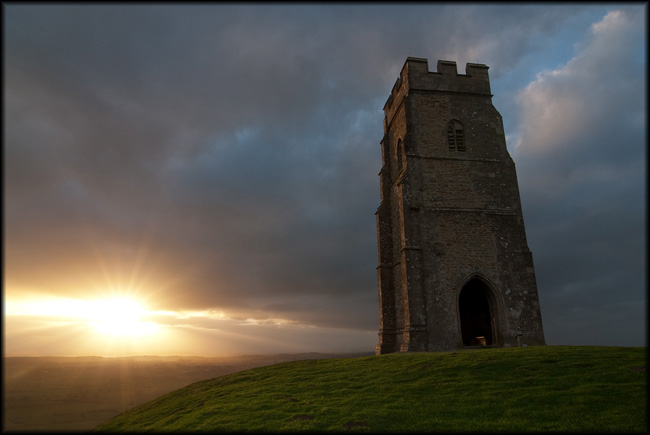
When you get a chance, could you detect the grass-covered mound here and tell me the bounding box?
[92,346,646,432]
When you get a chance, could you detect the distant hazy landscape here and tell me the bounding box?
[3,352,371,432]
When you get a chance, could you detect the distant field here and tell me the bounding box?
[92,346,647,433]
[3,352,368,432]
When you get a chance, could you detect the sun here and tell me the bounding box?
[5,294,162,340]
[85,297,159,338]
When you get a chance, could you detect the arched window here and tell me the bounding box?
[447,120,465,152]
[396,139,404,172]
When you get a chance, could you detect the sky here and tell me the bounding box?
[4,3,647,357]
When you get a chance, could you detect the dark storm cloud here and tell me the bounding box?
[5,4,646,347]
[510,9,646,346]
[4,4,395,329]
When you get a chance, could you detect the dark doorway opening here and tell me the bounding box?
[459,279,494,346]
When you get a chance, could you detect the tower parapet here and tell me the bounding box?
[384,57,491,131]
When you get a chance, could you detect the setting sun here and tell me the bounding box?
[85,297,159,338]
[6,295,161,339]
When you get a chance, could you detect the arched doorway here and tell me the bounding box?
[459,278,495,346]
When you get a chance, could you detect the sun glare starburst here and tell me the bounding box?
[6,295,160,339]
[85,297,159,338]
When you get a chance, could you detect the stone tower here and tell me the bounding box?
[375,57,545,354]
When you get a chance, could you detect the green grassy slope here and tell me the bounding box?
[92,346,646,433]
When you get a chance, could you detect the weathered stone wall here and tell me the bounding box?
[376,57,545,354]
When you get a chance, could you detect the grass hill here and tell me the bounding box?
[92,346,646,432]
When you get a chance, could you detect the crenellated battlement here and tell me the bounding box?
[384,57,491,129]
